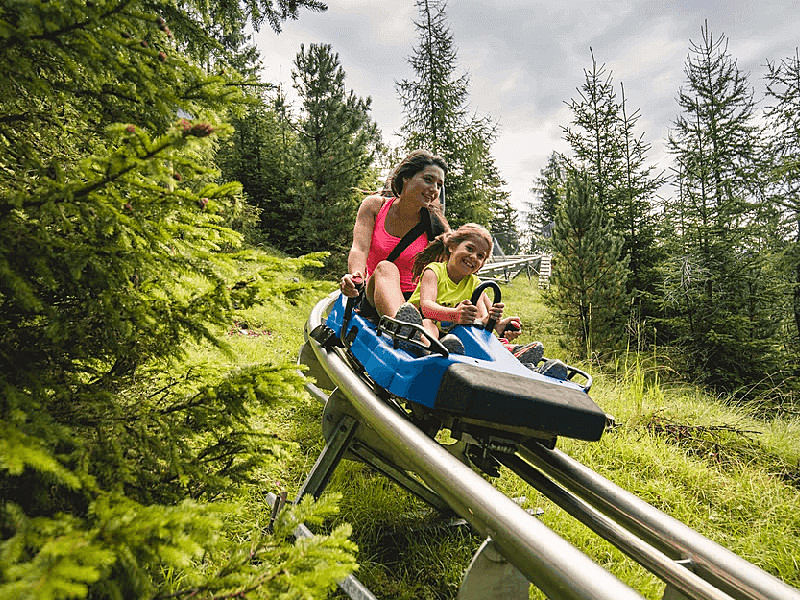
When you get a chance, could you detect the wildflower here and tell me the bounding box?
[125,124,136,133]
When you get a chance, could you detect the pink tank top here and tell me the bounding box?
[366,198,429,293]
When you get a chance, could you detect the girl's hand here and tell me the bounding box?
[497,315,522,340]
[454,300,479,324]
[340,272,363,297]
[488,302,505,324]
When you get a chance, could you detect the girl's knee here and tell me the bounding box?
[422,320,439,339]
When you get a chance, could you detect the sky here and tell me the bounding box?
[254,0,799,214]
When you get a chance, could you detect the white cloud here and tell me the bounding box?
[254,0,799,215]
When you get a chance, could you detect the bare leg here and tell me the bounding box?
[366,261,407,317]
[422,319,440,340]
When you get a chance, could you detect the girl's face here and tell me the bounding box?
[447,236,490,281]
[401,165,444,208]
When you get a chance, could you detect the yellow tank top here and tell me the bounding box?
[408,262,481,330]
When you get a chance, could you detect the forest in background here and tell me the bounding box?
[0,0,798,597]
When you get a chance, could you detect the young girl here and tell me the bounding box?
[394,224,543,364]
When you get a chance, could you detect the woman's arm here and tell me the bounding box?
[348,195,382,274]
[341,195,382,296]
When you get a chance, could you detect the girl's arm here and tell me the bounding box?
[342,195,382,296]
[476,292,504,328]
[419,269,478,324]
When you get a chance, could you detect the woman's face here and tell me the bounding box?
[401,165,445,208]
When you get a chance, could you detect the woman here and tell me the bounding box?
[340,150,449,319]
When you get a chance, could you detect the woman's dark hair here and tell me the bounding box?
[390,149,448,197]
[386,149,449,237]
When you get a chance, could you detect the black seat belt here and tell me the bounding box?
[385,207,437,263]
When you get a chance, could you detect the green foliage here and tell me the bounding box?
[290,43,382,271]
[489,196,521,255]
[546,171,630,357]
[396,0,502,227]
[662,22,784,392]
[0,0,357,597]
[527,151,566,252]
[216,91,302,249]
[218,43,382,273]
[562,52,663,323]
[763,48,800,371]
[563,53,625,213]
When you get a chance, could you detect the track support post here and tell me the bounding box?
[295,412,358,502]
[457,537,530,599]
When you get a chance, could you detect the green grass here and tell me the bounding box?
[189,268,800,599]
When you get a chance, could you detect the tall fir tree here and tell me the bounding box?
[216,88,301,250]
[663,21,782,390]
[290,43,382,271]
[545,171,629,357]
[563,53,663,321]
[396,0,501,226]
[527,151,566,252]
[490,196,521,255]
[617,82,665,316]
[764,49,800,349]
[0,1,359,597]
[563,51,625,216]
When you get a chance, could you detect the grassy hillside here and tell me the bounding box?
[207,266,800,599]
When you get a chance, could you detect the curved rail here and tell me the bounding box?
[301,292,800,600]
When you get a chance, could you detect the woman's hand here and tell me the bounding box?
[496,315,522,340]
[454,299,479,324]
[340,272,364,297]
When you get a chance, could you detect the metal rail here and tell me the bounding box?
[479,254,542,283]
[516,443,799,600]
[304,293,642,600]
[298,292,800,600]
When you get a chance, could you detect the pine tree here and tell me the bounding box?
[546,171,629,357]
[490,197,521,255]
[764,49,800,348]
[563,51,625,216]
[564,53,663,319]
[663,21,782,389]
[0,1,357,597]
[527,152,566,252]
[397,0,501,226]
[617,82,665,315]
[290,43,382,270]
[216,88,301,250]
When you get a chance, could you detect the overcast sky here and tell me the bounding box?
[254,1,798,214]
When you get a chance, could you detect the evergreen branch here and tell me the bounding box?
[13,0,135,46]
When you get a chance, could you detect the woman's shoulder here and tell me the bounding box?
[354,194,386,219]
[357,194,388,216]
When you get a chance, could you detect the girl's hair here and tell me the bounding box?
[412,223,493,279]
